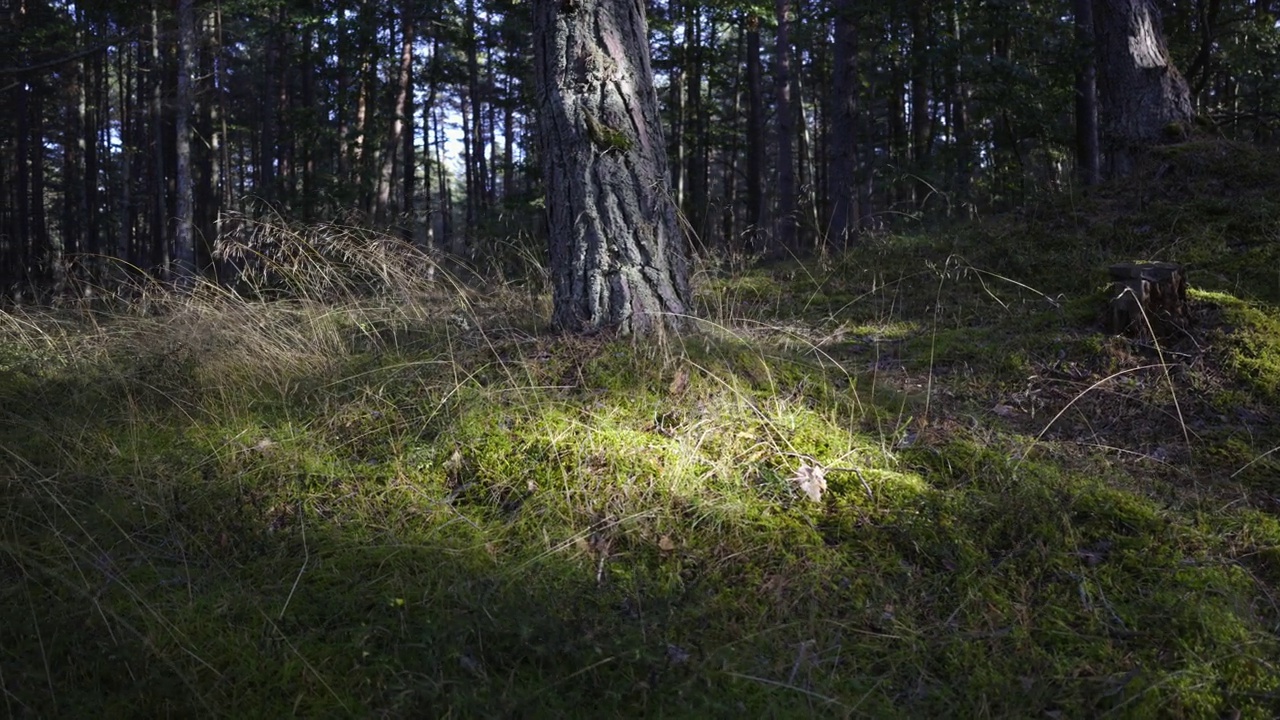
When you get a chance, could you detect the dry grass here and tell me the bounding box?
[2,166,1280,716]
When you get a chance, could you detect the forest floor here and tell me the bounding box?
[2,139,1280,718]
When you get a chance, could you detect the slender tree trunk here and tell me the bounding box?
[259,13,282,206]
[64,35,84,262]
[501,89,515,200]
[828,0,861,249]
[888,57,910,208]
[436,105,461,257]
[300,23,317,220]
[669,2,686,212]
[532,0,692,335]
[910,0,933,206]
[461,90,475,235]
[1075,0,1101,186]
[402,66,417,242]
[421,44,441,250]
[115,41,134,270]
[149,4,169,275]
[173,0,197,285]
[773,0,797,256]
[721,26,744,252]
[686,5,707,244]
[466,0,488,221]
[947,1,973,200]
[795,62,818,248]
[31,90,50,287]
[745,14,765,254]
[85,46,102,269]
[377,7,414,225]
[15,82,31,286]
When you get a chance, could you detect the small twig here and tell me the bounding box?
[827,466,874,500]
[278,506,309,620]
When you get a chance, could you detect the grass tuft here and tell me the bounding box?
[4,147,1280,715]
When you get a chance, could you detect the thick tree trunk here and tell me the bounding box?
[532,0,692,336]
[1092,0,1193,174]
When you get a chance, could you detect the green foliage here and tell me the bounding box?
[3,197,1280,716]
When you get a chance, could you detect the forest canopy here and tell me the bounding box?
[1,0,1278,303]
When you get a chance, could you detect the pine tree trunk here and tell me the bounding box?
[1075,0,1101,186]
[174,0,197,286]
[686,5,707,244]
[1092,0,1193,175]
[773,0,797,256]
[15,81,31,287]
[745,14,765,254]
[532,0,692,336]
[910,0,933,207]
[828,0,860,249]
[377,7,414,225]
[148,4,168,275]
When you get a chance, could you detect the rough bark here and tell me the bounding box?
[1106,262,1189,336]
[1092,0,1193,174]
[532,0,692,336]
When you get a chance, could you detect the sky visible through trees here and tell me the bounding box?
[2,0,1280,302]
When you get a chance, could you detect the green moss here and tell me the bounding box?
[7,198,1280,715]
[1195,289,1280,401]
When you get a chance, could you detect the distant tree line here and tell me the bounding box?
[1,0,1276,300]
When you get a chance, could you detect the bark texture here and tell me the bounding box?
[533,0,691,336]
[1092,0,1192,171]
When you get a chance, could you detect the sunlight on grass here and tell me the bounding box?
[3,199,1280,716]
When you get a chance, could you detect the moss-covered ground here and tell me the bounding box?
[2,141,1279,717]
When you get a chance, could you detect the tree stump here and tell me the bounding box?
[1106,262,1190,336]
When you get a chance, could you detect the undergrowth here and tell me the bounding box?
[2,144,1280,717]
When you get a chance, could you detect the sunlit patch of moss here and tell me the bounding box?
[1193,289,1280,402]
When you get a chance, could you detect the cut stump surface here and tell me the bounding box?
[1106,262,1190,337]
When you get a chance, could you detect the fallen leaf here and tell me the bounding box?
[791,463,827,502]
[669,367,690,396]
